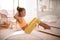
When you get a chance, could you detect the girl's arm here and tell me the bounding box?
[14,14,22,23]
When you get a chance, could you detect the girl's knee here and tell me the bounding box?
[33,18,40,23]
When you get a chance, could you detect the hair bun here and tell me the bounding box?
[17,6,20,11]
[17,6,25,13]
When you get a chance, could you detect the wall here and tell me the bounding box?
[37,0,60,18]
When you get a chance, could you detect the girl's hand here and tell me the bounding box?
[14,13,22,23]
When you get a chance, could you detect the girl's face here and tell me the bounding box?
[19,10,26,17]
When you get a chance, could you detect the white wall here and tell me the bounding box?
[37,0,60,18]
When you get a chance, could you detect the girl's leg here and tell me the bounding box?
[39,21,51,29]
[24,18,40,34]
[24,18,51,34]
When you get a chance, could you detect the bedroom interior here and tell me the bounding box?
[0,0,60,40]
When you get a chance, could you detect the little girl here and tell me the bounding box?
[14,7,51,34]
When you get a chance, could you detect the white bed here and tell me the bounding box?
[0,29,60,40]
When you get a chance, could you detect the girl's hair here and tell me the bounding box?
[17,7,25,16]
